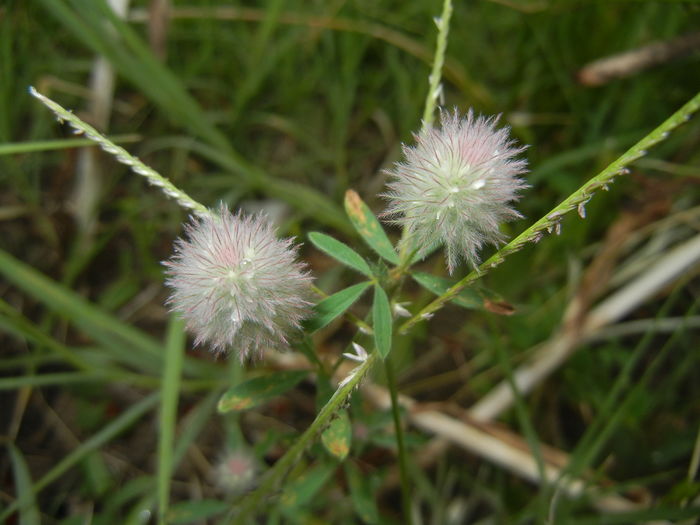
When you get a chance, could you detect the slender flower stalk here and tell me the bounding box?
[164,205,313,359]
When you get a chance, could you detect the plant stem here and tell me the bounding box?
[227,352,377,524]
[421,0,453,127]
[384,356,412,524]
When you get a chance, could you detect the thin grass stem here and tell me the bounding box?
[28,87,209,217]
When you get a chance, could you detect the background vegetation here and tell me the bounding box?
[1,0,699,523]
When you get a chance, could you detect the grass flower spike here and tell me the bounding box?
[384,109,529,273]
[164,205,313,359]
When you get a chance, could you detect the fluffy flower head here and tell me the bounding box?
[383,109,529,273]
[164,205,312,360]
[213,449,258,495]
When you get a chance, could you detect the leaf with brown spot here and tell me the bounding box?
[321,410,352,461]
[217,371,308,413]
[344,189,399,264]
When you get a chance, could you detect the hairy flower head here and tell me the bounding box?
[164,205,313,359]
[213,449,258,495]
[383,109,529,273]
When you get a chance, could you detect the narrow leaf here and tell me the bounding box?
[306,282,372,332]
[321,410,352,461]
[372,286,393,359]
[157,317,186,524]
[412,271,514,314]
[7,444,40,525]
[217,371,308,413]
[344,190,399,264]
[308,232,373,277]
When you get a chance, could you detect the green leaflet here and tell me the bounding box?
[308,232,373,277]
[306,282,372,332]
[217,371,308,413]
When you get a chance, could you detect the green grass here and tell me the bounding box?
[2,0,700,523]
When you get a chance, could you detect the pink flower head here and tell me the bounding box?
[383,109,529,273]
[213,449,258,494]
[164,205,313,360]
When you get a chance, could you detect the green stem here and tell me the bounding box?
[384,357,412,524]
[227,352,378,524]
[421,0,453,127]
[400,90,700,334]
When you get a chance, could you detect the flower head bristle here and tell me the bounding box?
[163,205,313,360]
[383,108,529,273]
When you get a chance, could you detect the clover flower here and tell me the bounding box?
[163,205,313,360]
[383,109,529,273]
[213,449,258,495]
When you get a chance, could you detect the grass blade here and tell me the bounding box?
[0,248,218,379]
[157,317,186,525]
[0,248,161,371]
[6,444,41,525]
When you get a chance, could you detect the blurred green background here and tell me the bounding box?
[1,0,699,523]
